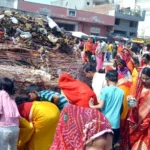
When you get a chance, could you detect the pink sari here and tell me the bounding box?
[96,42,103,71]
[96,54,103,71]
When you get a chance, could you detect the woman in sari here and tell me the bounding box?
[95,40,103,71]
[122,67,150,150]
[117,59,132,80]
[117,48,134,72]
[130,57,144,96]
[58,73,98,108]
[117,74,131,143]
[16,96,60,150]
[50,104,113,150]
[142,54,150,67]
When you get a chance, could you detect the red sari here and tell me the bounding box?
[121,68,150,150]
[50,104,113,150]
[58,73,97,107]
[129,89,150,149]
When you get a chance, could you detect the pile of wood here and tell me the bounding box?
[0,10,74,53]
[0,44,84,94]
[0,45,42,67]
[0,9,86,95]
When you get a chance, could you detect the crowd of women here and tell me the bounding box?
[0,38,150,150]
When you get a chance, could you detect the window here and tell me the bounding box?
[57,23,75,31]
[115,19,120,25]
[87,2,90,5]
[130,32,136,37]
[130,21,138,28]
[68,9,76,17]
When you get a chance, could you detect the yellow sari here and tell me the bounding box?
[18,101,60,150]
[117,78,131,125]
[18,118,34,150]
[132,68,138,84]
[118,78,131,146]
[130,67,142,96]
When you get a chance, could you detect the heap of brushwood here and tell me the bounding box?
[0,10,84,94]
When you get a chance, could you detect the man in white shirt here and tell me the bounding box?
[83,64,106,100]
[101,40,106,52]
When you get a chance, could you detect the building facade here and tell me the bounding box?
[113,5,145,37]
[107,0,149,37]
[18,0,115,37]
[94,0,149,37]
[84,3,145,38]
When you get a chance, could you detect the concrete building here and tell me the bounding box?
[114,5,145,37]
[93,0,149,37]
[84,3,145,38]
[18,0,115,36]
[0,0,18,9]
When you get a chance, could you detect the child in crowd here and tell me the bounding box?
[117,59,132,80]
[89,70,124,148]
[0,78,20,150]
[27,84,69,111]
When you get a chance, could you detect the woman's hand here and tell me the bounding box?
[89,98,94,108]
[127,95,133,101]
[127,95,137,108]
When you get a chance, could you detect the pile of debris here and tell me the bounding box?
[0,10,74,53]
[0,9,85,94]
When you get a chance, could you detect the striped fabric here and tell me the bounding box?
[38,90,69,111]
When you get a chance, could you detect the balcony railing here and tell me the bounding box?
[115,5,145,21]
[119,8,142,17]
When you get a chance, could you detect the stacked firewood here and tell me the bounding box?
[0,44,83,90]
[0,9,85,94]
